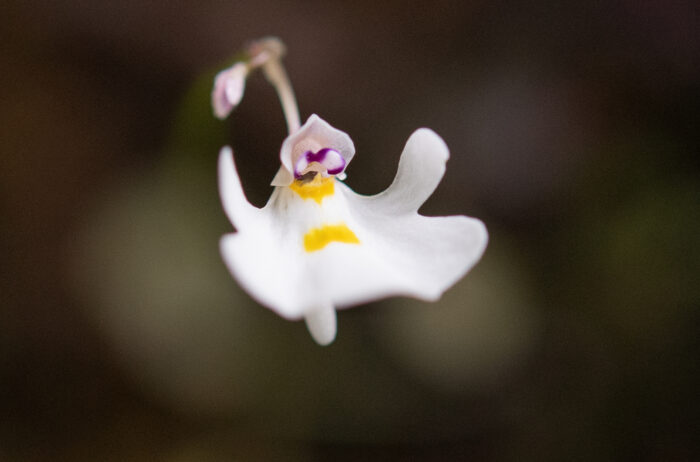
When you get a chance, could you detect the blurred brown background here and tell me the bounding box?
[1,1,698,460]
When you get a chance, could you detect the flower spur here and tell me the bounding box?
[214,38,488,345]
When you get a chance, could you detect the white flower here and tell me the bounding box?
[213,38,487,345]
[218,114,488,345]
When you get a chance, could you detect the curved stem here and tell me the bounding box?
[262,59,301,134]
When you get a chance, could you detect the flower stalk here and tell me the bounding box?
[260,55,301,134]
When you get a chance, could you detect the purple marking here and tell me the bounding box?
[294,147,346,179]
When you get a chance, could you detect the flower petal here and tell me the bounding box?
[219,186,320,320]
[339,185,489,303]
[304,304,337,345]
[220,230,303,319]
[273,114,355,186]
[218,146,259,229]
[369,128,450,215]
[212,63,248,120]
[294,184,489,307]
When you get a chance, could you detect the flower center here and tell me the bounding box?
[294,148,345,179]
[289,174,335,204]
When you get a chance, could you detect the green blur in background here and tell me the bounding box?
[1,1,698,460]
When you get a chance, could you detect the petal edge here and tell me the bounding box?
[369,128,449,215]
[218,146,258,229]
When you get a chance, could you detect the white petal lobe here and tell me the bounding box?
[371,128,449,215]
[220,229,308,320]
[328,183,489,305]
[218,147,258,229]
[304,304,337,345]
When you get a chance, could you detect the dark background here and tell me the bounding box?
[1,1,698,460]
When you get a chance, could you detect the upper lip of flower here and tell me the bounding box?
[271,114,355,186]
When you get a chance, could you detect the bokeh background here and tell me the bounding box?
[2,1,698,460]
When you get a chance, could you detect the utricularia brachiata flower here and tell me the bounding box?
[214,38,488,345]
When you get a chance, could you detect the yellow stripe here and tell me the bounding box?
[304,224,360,252]
[289,176,334,204]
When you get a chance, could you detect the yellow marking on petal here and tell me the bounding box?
[304,223,360,252]
[289,176,335,204]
